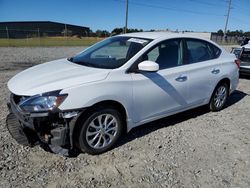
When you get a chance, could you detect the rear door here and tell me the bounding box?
[183,38,222,106]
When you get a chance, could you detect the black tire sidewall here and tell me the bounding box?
[78,108,123,155]
[210,83,229,111]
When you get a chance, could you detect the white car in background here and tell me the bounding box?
[231,41,250,76]
[6,32,239,156]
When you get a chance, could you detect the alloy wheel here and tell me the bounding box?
[86,114,118,149]
[213,85,227,108]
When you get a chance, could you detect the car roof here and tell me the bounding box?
[120,32,211,41]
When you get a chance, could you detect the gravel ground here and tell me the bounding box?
[0,47,250,188]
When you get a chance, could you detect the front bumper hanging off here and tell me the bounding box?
[6,94,81,156]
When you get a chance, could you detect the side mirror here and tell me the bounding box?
[138,60,159,72]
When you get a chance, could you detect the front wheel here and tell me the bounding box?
[78,108,123,155]
[209,83,229,111]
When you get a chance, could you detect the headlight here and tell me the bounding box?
[19,90,67,113]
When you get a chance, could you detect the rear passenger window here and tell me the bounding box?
[186,39,220,64]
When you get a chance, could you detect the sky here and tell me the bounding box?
[0,0,249,32]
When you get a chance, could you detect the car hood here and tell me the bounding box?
[8,58,110,96]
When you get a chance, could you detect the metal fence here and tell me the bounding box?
[0,28,243,46]
[210,33,242,45]
[0,27,91,38]
[0,28,102,47]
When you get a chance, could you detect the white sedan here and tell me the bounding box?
[7,32,239,155]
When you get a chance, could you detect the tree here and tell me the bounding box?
[243,32,250,37]
[217,29,224,36]
[88,30,97,37]
[111,28,124,35]
[127,28,143,33]
[111,27,144,35]
[95,30,110,37]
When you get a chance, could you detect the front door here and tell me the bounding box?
[131,39,189,123]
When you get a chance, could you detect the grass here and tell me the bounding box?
[0,37,239,47]
[0,37,105,47]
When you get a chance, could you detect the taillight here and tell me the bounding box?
[234,59,241,69]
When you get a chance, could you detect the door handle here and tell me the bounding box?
[175,76,187,82]
[211,69,220,74]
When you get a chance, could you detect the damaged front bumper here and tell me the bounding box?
[6,94,82,156]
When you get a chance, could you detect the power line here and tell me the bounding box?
[188,0,226,7]
[231,17,250,26]
[231,3,250,17]
[113,0,224,17]
[113,0,249,31]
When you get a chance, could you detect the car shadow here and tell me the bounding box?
[225,89,249,108]
[116,89,248,149]
[142,72,188,106]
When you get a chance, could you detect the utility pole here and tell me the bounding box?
[6,26,9,39]
[6,26,10,47]
[64,24,68,45]
[124,0,128,33]
[37,28,41,46]
[64,24,67,37]
[224,0,232,39]
[37,28,40,38]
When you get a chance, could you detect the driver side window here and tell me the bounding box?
[142,39,182,70]
[147,47,159,62]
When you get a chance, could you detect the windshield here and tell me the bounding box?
[70,36,151,69]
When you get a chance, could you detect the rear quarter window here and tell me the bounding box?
[209,43,221,58]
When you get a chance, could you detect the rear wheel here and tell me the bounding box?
[209,82,229,111]
[78,108,123,155]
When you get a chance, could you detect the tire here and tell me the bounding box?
[6,113,30,146]
[209,82,229,112]
[78,107,123,155]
